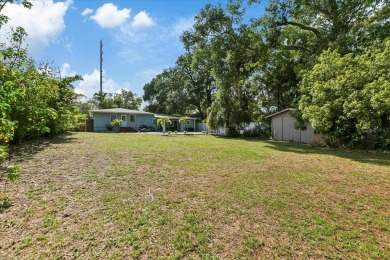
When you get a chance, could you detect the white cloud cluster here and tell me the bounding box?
[90,3,131,28]
[1,0,72,51]
[74,67,134,100]
[83,3,155,30]
[60,63,77,78]
[131,11,155,28]
[81,8,93,16]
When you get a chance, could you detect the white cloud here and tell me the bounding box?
[1,0,72,51]
[115,12,156,43]
[131,11,155,28]
[75,69,135,100]
[64,43,72,53]
[171,16,195,36]
[91,3,130,28]
[81,8,93,16]
[60,63,76,77]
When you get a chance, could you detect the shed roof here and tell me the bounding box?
[89,108,155,115]
[264,108,295,119]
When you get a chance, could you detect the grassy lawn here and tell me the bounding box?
[1,132,389,259]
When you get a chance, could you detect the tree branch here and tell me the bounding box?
[0,0,10,13]
[277,20,322,38]
[283,45,313,53]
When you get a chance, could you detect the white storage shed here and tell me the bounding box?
[265,108,314,143]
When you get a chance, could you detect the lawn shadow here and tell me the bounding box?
[8,133,78,163]
[263,140,390,168]
[214,135,268,142]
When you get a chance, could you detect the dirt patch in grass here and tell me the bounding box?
[1,133,389,259]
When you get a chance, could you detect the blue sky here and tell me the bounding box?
[1,0,265,101]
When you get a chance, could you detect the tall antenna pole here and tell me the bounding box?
[100,39,103,94]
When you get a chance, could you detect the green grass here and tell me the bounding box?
[1,132,389,259]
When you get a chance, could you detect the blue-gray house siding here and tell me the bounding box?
[90,108,155,132]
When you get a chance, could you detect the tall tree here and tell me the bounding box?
[299,39,390,146]
[183,3,265,133]
[113,89,142,110]
[87,90,141,110]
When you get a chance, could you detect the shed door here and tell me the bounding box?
[282,116,292,141]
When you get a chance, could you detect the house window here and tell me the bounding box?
[186,120,191,125]
[121,115,127,121]
[110,114,117,121]
[129,115,136,122]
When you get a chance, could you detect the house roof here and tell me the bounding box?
[154,114,198,120]
[264,108,295,119]
[89,108,155,115]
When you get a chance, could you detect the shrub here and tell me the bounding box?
[106,124,114,131]
[376,130,390,150]
[226,126,241,137]
[0,146,22,207]
[242,124,270,138]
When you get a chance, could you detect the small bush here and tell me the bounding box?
[242,124,270,138]
[106,124,114,131]
[376,130,390,150]
[226,127,241,137]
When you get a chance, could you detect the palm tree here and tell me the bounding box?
[179,116,189,133]
[157,116,172,134]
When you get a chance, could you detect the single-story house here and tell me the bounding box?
[155,114,198,132]
[265,108,314,143]
[89,108,201,132]
[89,108,155,132]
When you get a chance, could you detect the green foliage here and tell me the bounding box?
[86,90,142,110]
[0,146,22,204]
[143,67,198,116]
[156,117,172,127]
[9,64,83,141]
[0,0,83,207]
[142,0,389,147]
[242,124,270,138]
[111,119,122,128]
[179,116,189,132]
[106,123,114,131]
[6,165,22,181]
[226,126,241,137]
[113,89,142,110]
[206,98,225,130]
[376,131,390,150]
[178,116,189,124]
[0,1,82,143]
[299,40,390,146]
[156,116,172,134]
[110,119,122,132]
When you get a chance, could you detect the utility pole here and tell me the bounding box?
[100,39,103,94]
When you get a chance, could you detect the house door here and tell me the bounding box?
[120,115,127,127]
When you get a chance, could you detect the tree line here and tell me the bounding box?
[77,90,143,115]
[142,0,389,147]
[0,0,83,201]
[1,0,82,145]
